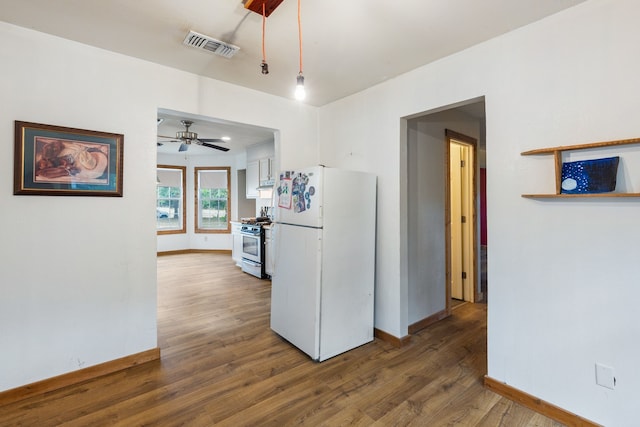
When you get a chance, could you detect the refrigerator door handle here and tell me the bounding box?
[272,222,278,276]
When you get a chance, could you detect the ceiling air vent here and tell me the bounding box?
[183,30,240,59]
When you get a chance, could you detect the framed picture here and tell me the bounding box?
[14,121,124,196]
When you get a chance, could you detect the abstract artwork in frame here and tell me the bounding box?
[14,121,124,196]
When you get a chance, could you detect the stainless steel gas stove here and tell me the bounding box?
[240,223,268,279]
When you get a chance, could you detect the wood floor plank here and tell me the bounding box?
[0,253,566,426]
[315,406,377,426]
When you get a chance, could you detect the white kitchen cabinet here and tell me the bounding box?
[246,160,259,199]
[264,226,273,277]
[259,157,274,186]
[231,222,243,267]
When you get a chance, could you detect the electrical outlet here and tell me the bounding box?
[595,363,616,389]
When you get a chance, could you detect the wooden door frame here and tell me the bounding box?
[445,129,479,314]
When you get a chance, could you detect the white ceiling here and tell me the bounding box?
[0,0,586,107]
[1,1,585,156]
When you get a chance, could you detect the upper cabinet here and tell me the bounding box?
[246,140,275,199]
[259,157,275,187]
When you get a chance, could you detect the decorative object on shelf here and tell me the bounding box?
[561,157,619,194]
[521,137,640,199]
[14,121,123,197]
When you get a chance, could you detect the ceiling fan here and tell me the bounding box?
[158,120,230,152]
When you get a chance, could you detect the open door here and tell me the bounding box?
[446,130,477,305]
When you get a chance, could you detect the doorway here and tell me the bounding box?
[404,99,486,333]
[446,130,477,306]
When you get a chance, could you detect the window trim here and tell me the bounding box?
[157,165,187,235]
[194,166,231,234]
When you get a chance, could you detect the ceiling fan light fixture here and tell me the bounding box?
[177,120,197,140]
[176,130,197,140]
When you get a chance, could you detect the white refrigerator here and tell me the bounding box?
[270,165,377,361]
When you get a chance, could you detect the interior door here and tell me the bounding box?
[459,143,475,302]
[448,137,476,303]
[450,144,464,300]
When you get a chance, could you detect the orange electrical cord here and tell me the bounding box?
[298,0,303,74]
[262,2,266,63]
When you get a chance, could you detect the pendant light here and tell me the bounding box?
[294,0,305,101]
[260,2,269,74]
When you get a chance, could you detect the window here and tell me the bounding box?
[156,165,186,234]
[195,167,231,233]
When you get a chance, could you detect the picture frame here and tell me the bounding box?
[14,121,124,196]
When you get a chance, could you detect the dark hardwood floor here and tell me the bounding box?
[0,253,563,426]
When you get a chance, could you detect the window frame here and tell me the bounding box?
[156,165,187,235]
[194,166,231,234]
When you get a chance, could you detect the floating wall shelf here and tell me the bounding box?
[521,137,640,198]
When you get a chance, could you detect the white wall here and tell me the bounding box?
[319,1,640,424]
[236,169,256,220]
[0,22,318,392]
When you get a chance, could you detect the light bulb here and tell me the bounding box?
[294,74,306,101]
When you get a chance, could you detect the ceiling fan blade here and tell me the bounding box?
[198,138,226,143]
[200,142,230,152]
[157,142,164,146]
[157,134,175,139]
[178,143,189,152]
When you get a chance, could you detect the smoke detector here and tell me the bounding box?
[183,30,240,59]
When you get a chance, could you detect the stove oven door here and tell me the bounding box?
[241,232,261,264]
